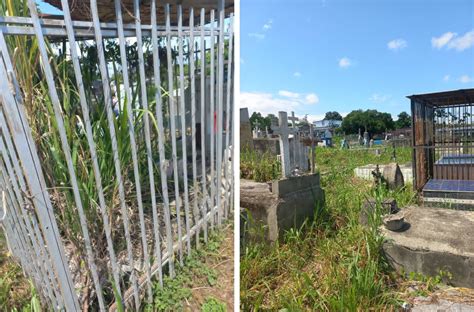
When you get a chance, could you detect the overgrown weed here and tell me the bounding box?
[241,145,420,311]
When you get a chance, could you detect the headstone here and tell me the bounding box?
[383,163,405,190]
[240,108,253,150]
[358,128,364,145]
[363,130,369,147]
[369,139,374,148]
[340,139,349,149]
[272,111,293,177]
[310,124,315,173]
[289,112,300,170]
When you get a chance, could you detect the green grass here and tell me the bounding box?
[201,297,227,312]
[240,145,421,311]
[240,148,281,182]
[143,228,227,312]
[0,232,39,311]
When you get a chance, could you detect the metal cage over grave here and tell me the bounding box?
[409,89,474,193]
[0,0,234,310]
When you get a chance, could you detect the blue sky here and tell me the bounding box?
[37,0,62,15]
[240,0,474,122]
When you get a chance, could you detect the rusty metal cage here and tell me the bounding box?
[409,89,474,192]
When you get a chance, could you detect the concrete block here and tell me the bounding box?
[240,173,325,241]
[382,206,474,288]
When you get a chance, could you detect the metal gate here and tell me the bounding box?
[433,103,474,180]
[0,0,234,310]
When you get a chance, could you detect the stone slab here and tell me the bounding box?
[382,206,474,288]
[240,173,324,241]
[354,163,413,183]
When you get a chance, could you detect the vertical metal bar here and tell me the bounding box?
[216,1,225,226]
[25,2,106,309]
[151,0,175,280]
[135,0,164,288]
[59,0,123,302]
[0,170,37,281]
[0,32,80,310]
[132,0,154,300]
[209,9,216,230]
[200,9,209,242]
[89,0,140,308]
[0,163,46,300]
[188,7,200,248]
[177,5,192,255]
[224,15,234,219]
[0,119,62,308]
[165,3,184,265]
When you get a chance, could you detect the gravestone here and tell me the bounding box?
[241,174,325,241]
[363,130,369,147]
[383,163,405,190]
[240,108,253,150]
[272,111,293,177]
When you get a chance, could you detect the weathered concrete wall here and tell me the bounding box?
[240,173,325,241]
[382,206,474,288]
[354,163,413,184]
[252,138,280,155]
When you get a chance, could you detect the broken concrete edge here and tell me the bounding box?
[271,173,321,196]
[381,206,474,288]
[240,173,325,241]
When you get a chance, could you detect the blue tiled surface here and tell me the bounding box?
[436,154,474,165]
[424,179,474,192]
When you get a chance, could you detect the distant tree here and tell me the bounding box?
[341,109,395,134]
[395,111,411,129]
[324,111,343,121]
[266,114,278,127]
[250,112,268,130]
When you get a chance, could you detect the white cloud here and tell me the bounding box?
[459,75,473,83]
[387,38,407,51]
[432,30,474,51]
[432,32,456,49]
[338,57,352,68]
[448,30,474,51]
[241,91,319,116]
[443,74,450,81]
[278,90,300,98]
[240,92,301,116]
[263,19,273,31]
[293,71,301,78]
[248,33,265,40]
[369,93,390,103]
[305,93,319,104]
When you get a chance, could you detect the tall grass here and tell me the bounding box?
[241,146,416,311]
[240,148,281,182]
[0,0,177,306]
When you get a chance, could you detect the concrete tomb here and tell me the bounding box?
[241,173,325,241]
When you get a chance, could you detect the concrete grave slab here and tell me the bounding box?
[382,206,474,288]
[240,173,325,241]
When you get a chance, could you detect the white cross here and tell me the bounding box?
[288,111,299,128]
[288,111,300,169]
[272,111,296,177]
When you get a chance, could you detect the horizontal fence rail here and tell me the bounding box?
[0,0,234,310]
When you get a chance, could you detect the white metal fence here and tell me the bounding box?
[0,0,233,310]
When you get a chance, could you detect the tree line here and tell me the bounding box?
[249,110,411,135]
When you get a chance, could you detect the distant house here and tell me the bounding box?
[313,119,342,137]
